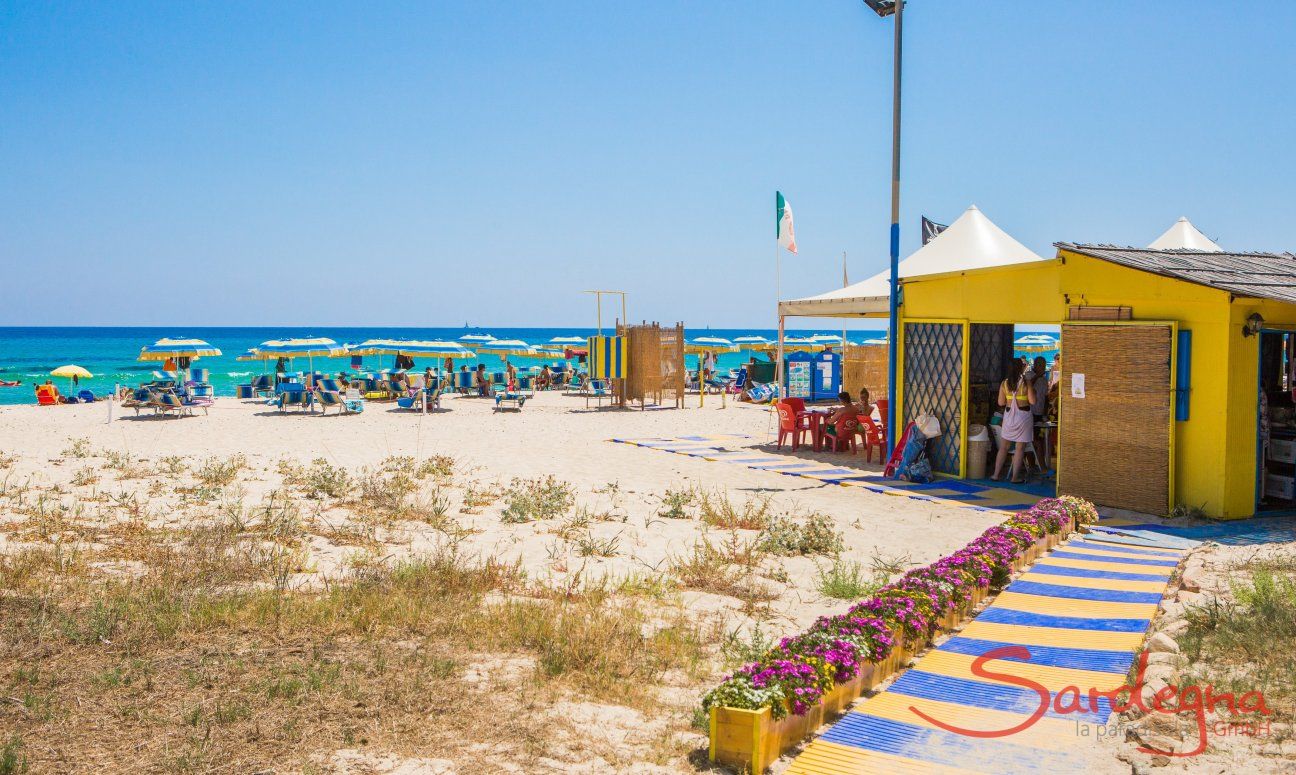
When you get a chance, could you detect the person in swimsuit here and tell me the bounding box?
[992,359,1037,482]
[823,391,859,439]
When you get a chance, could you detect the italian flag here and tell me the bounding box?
[776,191,797,254]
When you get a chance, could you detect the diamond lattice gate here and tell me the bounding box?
[902,321,965,476]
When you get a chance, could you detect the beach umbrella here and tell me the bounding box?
[685,337,736,355]
[255,338,346,383]
[459,333,497,343]
[733,335,772,345]
[548,336,587,345]
[138,337,222,368]
[861,337,889,346]
[476,339,534,357]
[50,364,92,392]
[1014,334,1059,353]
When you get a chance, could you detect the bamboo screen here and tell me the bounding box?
[619,322,685,409]
[842,344,888,399]
[1058,323,1172,515]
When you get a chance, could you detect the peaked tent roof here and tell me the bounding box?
[1056,243,1296,305]
[779,205,1046,317]
[1147,217,1222,251]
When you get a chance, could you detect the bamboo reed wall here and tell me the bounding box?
[842,344,888,399]
[1058,323,1171,515]
[619,322,685,409]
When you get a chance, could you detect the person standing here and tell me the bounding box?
[992,359,1036,483]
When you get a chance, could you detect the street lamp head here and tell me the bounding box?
[863,0,898,18]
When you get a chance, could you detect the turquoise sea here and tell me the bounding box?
[0,327,858,405]
[0,327,1058,405]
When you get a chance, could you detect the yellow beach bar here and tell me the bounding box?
[894,242,1296,519]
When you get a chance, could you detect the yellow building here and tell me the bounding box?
[896,243,1296,519]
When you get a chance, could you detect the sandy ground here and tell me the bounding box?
[0,391,1004,633]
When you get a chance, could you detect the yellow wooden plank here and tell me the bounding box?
[959,620,1146,651]
[856,692,1079,751]
[1018,570,1167,593]
[994,590,1159,619]
[788,740,983,775]
[914,649,1129,694]
[1060,545,1183,563]
[1036,557,1173,577]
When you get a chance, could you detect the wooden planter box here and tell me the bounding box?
[708,519,1079,772]
[709,663,876,774]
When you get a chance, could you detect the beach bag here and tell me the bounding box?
[895,423,932,482]
[915,413,942,439]
[905,457,933,483]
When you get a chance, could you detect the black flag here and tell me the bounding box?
[921,216,948,245]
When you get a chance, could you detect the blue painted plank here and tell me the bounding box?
[938,636,1136,674]
[1006,580,1164,604]
[976,607,1152,633]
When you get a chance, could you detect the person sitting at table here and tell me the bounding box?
[857,388,874,419]
[822,391,860,442]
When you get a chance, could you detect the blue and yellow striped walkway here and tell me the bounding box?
[786,538,1184,774]
[609,435,1039,513]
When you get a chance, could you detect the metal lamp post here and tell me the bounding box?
[864,0,903,450]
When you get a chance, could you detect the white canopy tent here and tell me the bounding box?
[1147,217,1222,251]
[778,205,1045,318]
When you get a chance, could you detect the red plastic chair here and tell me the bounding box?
[823,415,859,454]
[36,386,59,406]
[775,401,811,451]
[857,415,886,463]
[874,398,890,428]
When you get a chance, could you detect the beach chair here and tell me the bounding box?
[455,371,474,394]
[251,374,274,398]
[183,394,214,415]
[77,389,97,403]
[726,368,748,395]
[315,389,353,415]
[582,378,612,408]
[190,368,210,385]
[492,383,531,411]
[151,391,190,417]
[318,379,342,393]
[35,386,59,406]
[823,415,859,454]
[775,400,812,451]
[345,387,365,414]
[858,416,887,464]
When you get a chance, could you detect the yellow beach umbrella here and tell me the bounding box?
[50,364,93,392]
[51,365,93,379]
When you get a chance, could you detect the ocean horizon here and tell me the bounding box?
[0,325,1056,405]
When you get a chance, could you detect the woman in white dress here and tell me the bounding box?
[992,358,1037,483]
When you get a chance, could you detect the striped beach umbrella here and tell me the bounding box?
[138,337,222,362]
[548,336,587,345]
[476,339,534,358]
[255,338,346,382]
[685,337,736,355]
[1015,334,1059,353]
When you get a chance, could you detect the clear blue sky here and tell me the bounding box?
[3,1,1294,328]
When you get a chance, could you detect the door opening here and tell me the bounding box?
[1258,330,1296,512]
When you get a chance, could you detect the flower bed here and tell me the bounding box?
[703,495,1099,774]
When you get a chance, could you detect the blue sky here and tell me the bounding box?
[3,1,1294,328]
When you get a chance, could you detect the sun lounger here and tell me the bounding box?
[151,391,190,417]
[493,384,531,411]
[582,378,611,408]
[314,389,355,415]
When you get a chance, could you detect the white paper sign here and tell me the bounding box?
[1071,373,1086,399]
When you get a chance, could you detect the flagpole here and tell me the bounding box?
[841,251,848,352]
[775,237,783,400]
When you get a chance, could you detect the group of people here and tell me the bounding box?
[992,355,1058,483]
[823,388,876,440]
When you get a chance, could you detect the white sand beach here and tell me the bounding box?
[0,391,1011,772]
[0,393,1003,629]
